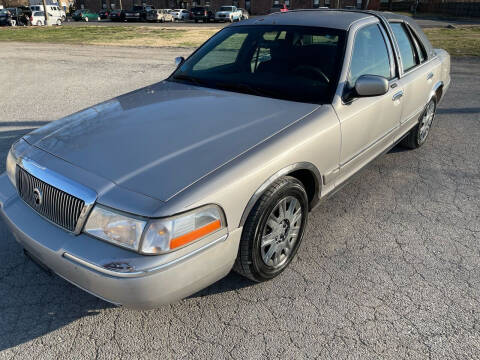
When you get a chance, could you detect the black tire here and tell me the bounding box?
[401,97,437,149]
[234,176,308,282]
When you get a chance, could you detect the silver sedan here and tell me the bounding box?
[0,10,450,308]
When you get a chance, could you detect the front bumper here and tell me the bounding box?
[0,174,241,308]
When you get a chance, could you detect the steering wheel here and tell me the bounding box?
[292,65,330,84]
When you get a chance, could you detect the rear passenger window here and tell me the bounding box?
[349,24,391,86]
[408,26,427,63]
[390,23,418,72]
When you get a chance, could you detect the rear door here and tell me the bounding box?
[389,21,438,140]
[334,21,404,185]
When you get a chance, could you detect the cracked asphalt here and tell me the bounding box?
[0,43,479,359]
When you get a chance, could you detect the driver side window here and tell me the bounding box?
[349,24,392,87]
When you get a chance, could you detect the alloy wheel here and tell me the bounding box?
[260,196,302,268]
[418,100,436,144]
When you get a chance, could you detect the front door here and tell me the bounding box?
[334,22,404,186]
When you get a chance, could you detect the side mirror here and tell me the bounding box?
[175,56,185,68]
[354,75,389,97]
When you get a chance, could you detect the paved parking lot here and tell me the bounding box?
[0,42,479,359]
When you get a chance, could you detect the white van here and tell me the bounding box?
[31,11,63,25]
[30,4,66,21]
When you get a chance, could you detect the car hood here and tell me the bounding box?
[24,81,318,202]
[216,11,231,15]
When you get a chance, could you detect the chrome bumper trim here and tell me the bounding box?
[63,233,228,278]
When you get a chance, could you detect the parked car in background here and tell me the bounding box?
[30,5,65,21]
[215,5,242,22]
[269,3,289,13]
[72,9,100,21]
[147,9,174,22]
[5,7,30,25]
[238,8,249,20]
[0,10,450,309]
[171,8,189,21]
[0,8,12,26]
[191,6,214,22]
[31,11,63,25]
[98,9,110,19]
[109,9,125,22]
[125,5,153,21]
[18,5,33,19]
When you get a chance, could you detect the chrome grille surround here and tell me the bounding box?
[15,158,97,234]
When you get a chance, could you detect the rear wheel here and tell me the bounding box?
[401,98,437,149]
[234,176,308,282]
[36,20,42,26]
[56,19,62,25]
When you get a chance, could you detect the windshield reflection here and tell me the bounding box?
[170,25,346,104]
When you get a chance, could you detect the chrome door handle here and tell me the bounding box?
[427,72,434,80]
[392,90,404,101]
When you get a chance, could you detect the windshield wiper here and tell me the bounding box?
[171,74,207,86]
[214,82,273,98]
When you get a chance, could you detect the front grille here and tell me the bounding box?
[16,166,85,232]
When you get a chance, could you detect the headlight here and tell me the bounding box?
[84,205,147,251]
[141,205,225,254]
[6,147,18,186]
[83,204,225,254]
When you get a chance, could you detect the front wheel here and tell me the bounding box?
[56,19,62,25]
[234,176,308,282]
[401,98,437,149]
[84,17,88,22]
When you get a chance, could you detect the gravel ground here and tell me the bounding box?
[0,42,479,359]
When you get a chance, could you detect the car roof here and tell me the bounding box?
[233,10,374,30]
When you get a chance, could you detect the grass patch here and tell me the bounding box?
[0,24,479,56]
[0,25,218,47]
[424,27,480,56]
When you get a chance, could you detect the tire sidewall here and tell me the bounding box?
[248,179,308,281]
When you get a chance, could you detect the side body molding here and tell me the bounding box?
[238,162,321,227]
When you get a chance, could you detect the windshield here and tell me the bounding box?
[220,6,234,11]
[0,9,7,15]
[170,26,345,104]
